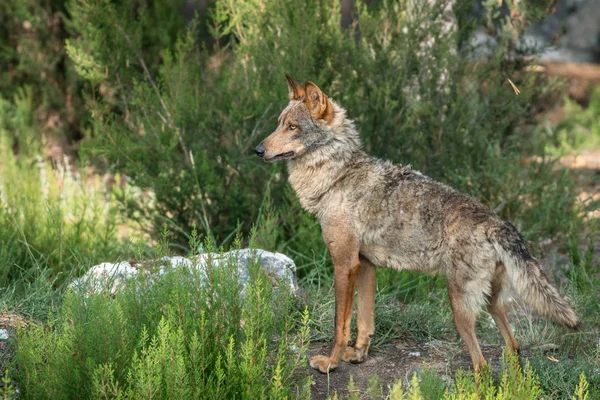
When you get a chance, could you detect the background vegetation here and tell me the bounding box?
[1,0,598,398]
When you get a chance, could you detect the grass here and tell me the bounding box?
[3,235,311,399]
[0,157,128,321]
[544,87,600,156]
[0,117,125,296]
[1,185,598,399]
[5,234,595,399]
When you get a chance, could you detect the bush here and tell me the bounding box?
[8,237,311,399]
[544,86,600,155]
[0,90,122,292]
[0,0,81,147]
[0,0,186,150]
[66,0,578,254]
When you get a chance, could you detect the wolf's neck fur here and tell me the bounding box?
[287,104,364,215]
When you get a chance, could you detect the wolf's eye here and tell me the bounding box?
[288,124,298,131]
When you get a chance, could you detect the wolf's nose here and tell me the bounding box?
[254,144,265,157]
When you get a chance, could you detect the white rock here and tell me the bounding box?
[202,249,297,292]
[159,256,194,271]
[70,249,298,296]
[70,261,139,295]
[0,329,8,340]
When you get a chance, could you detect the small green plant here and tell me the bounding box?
[8,234,311,399]
[573,372,590,400]
[1,369,16,399]
[334,352,591,399]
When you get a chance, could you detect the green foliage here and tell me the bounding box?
[66,0,579,255]
[573,372,590,400]
[0,0,187,148]
[565,233,600,293]
[0,0,82,145]
[545,87,600,155]
[1,369,16,399]
[0,91,122,292]
[9,238,311,399]
[528,353,600,399]
[333,353,591,399]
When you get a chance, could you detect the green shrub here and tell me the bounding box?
[66,0,579,255]
[544,87,600,155]
[0,0,81,146]
[0,91,122,292]
[8,237,311,399]
[0,0,187,148]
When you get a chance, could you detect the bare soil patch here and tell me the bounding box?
[308,339,517,399]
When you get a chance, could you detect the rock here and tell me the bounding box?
[219,249,298,291]
[0,329,8,340]
[471,0,600,64]
[69,249,298,296]
[527,0,600,64]
[69,261,140,294]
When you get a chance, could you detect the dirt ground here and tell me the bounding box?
[307,339,518,399]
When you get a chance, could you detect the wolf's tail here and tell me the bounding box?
[492,222,578,328]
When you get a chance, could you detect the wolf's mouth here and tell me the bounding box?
[264,151,296,163]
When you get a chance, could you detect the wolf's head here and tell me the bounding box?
[255,75,358,164]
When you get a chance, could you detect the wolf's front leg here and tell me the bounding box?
[309,232,360,374]
[343,256,376,363]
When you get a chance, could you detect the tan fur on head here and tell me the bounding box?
[286,74,305,100]
[305,81,334,123]
[285,75,334,123]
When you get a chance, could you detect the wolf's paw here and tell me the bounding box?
[309,355,338,373]
[342,346,366,363]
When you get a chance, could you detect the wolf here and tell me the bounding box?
[254,75,578,374]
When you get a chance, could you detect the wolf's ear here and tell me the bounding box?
[305,81,333,122]
[285,74,305,100]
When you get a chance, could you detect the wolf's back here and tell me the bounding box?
[491,222,578,328]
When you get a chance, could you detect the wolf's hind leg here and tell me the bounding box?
[447,278,486,371]
[487,262,520,355]
[343,256,376,363]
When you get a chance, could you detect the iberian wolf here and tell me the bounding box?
[255,75,578,374]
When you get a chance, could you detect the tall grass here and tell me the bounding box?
[0,91,123,297]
